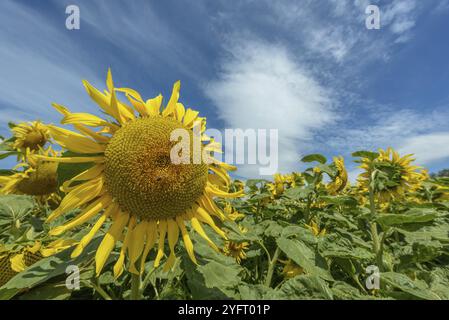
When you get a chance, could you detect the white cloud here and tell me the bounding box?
[383,0,417,40]
[204,39,336,178]
[399,133,449,165]
[325,107,449,169]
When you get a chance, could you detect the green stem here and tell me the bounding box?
[369,178,382,270]
[130,273,141,300]
[140,265,159,296]
[90,280,112,300]
[264,247,281,287]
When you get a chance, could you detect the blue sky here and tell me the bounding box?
[0,0,449,179]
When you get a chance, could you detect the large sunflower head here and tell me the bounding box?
[358,147,425,202]
[326,156,348,195]
[10,121,50,152]
[0,147,59,200]
[36,69,244,277]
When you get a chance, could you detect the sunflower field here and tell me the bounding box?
[1,71,449,301]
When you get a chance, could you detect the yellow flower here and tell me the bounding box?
[358,147,424,202]
[281,259,303,279]
[0,147,60,205]
[223,225,249,264]
[0,240,75,287]
[267,173,301,198]
[224,202,245,222]
[11,121,50,152]
[35,69,244,277]
[305,220,326,237]
[327,156,348,195]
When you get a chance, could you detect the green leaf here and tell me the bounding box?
[0,169,16,176]
[301,154,327,164]
[283,185,314,199]
[0,151,17,160]
[0,142,14,152]
[0,237,102,299]
[274,275,333,300]
[320,196,358,207]
[238,284,275,300]
[352,151,379,160]
[318,236,374,261]
[0,195,36,221]
[331,281,374,300]
[57,151,95,188]
[376,210,438,227]
[381,272,441,300]
[276,237,332,281]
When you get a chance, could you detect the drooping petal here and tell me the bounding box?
[128,221,148,274]
[71,203,118,258]
[163,219,179,272]
[47,177,104,222]
[176,216,197,264]
[113,216,136,278]
[48,125,106,154]
[95,212,129,276]
[154,220,167,268]
[49,194,112,236]
[140,221,158,274]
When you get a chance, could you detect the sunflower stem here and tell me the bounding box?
[130,273,141,300]
[368,178,382,271]
[265,247,280,288]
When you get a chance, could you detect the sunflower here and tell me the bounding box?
[358,147,425,202]
[34,70,244,277]
[305,220,326,237]
[10,121,50,153]
[0,240,75,287]
[0,147,59,205]
[280,259,303,279]
[224,202,245,222]
[267,173,301,198]
[326,156,348,195]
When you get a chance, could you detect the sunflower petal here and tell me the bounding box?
[95,212,129,276]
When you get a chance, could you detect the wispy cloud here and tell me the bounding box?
[204,38,336,177]
[0,0,101,134]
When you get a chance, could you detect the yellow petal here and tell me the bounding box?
[162,81,180,117]
[163,219,179,272]
[154,220,167,268]
[47,177,104,222]
[176,216,197,264]
[48,125,105,154]
[49,194,112,236]
[95,212,129,276]
[194,206,227,239]
[128,221,148,274]
[140,221,158,274]
[146,95,162,116]
[113,217,136,278]
[190,216,218,251]
[71,203,117,258]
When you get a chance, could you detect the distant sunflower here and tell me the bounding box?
[327,156,348,195]
[0,240,75,287]
[0,147,59,205]
[305,220,326,237]
[280,259,303,279]
[267,173,301,198]
[358,148,425,202]
[34,70,244,277]
[10,121,49,153]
